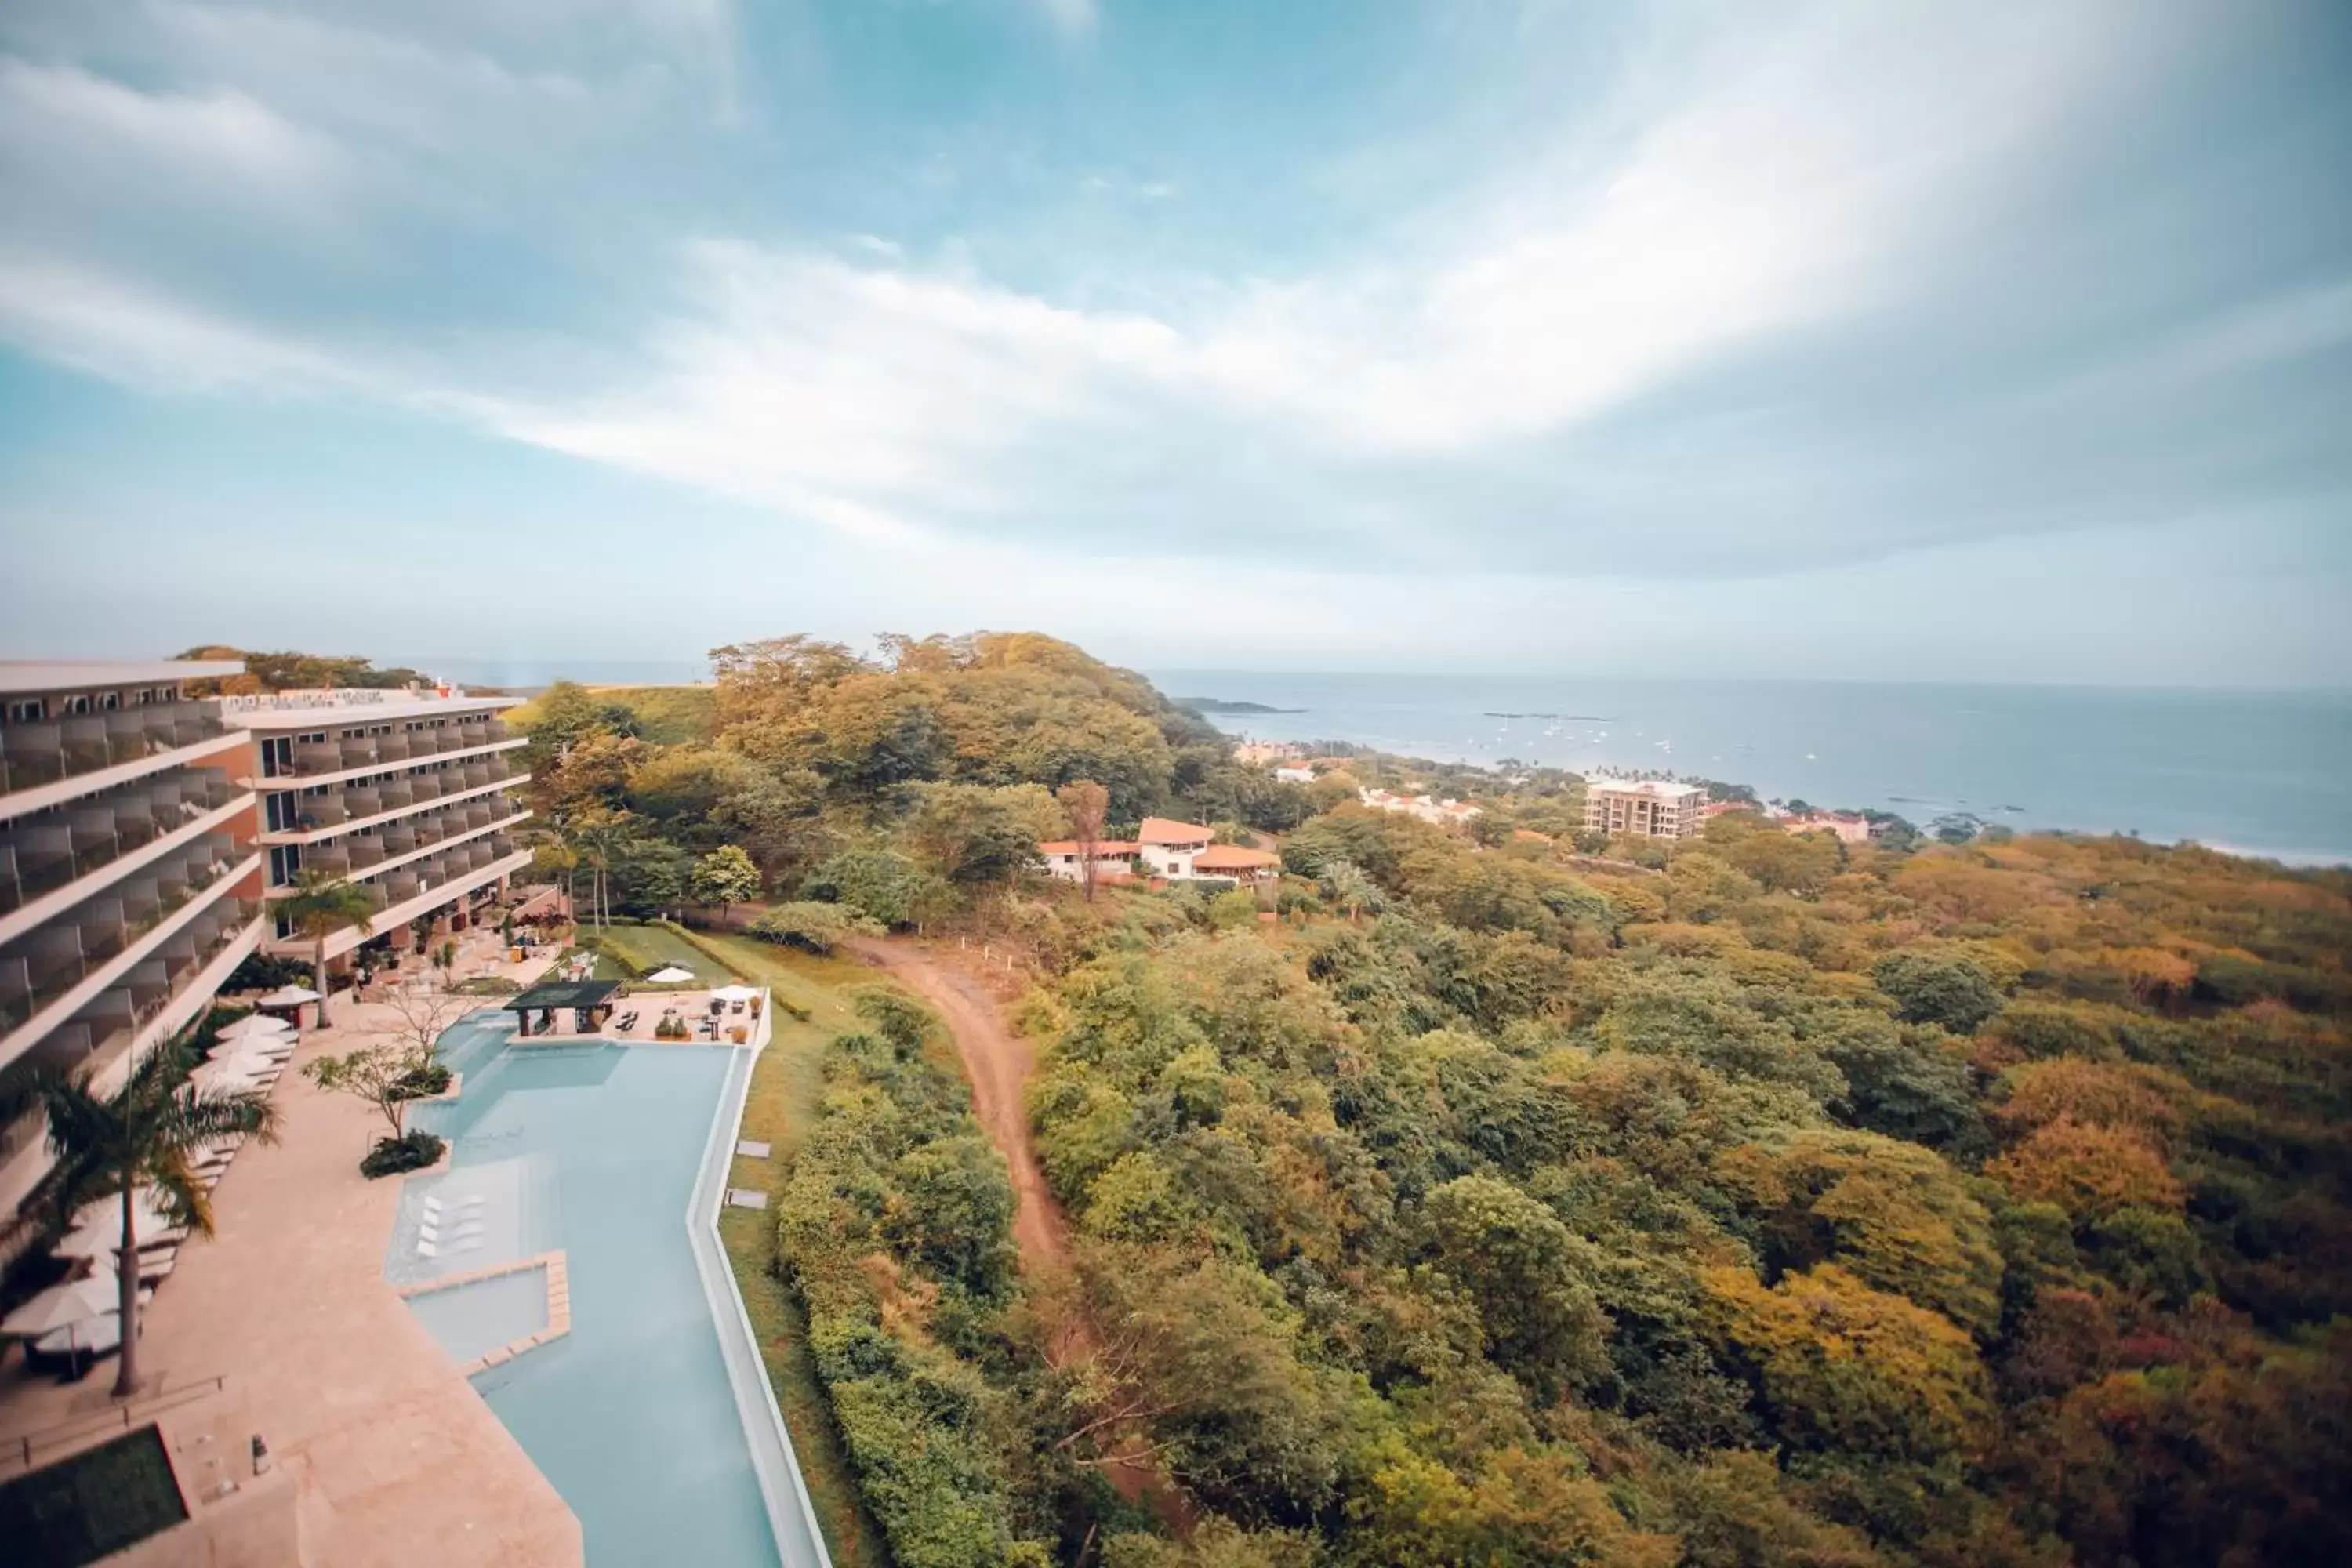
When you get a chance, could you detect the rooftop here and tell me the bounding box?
[503,978,622,1012]
[1589,779,1707,799]
[1192,844,1279,870]
[223,688,521,729]
[1138,816,1216,844]
[0,658,245,694]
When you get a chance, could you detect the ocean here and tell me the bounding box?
[1149,673,2352,867]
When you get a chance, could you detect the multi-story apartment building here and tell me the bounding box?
[1583,778,1707,840]
[0,659,267,1219]
[225,688,534,967]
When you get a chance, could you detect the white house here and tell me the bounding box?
[1040,818,1281,887]
[1359,787,1482,828]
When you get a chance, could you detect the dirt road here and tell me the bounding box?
[845,938,1190,1527]
[844,938,1070,1273]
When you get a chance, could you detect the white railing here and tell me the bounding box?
[218,686,471,715]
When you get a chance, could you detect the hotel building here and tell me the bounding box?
[227,688,534,966]
[0,659,267,1221]
[1583,778,1707,840]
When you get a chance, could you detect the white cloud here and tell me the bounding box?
[1034,0,1097,38]
[0,56,343,194]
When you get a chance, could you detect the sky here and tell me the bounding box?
[0,0,2347,686]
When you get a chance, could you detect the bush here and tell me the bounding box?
[359,1130,445,1178]
[223,951,311,993]
[391,1063,453,1100]
[452,975,522,996]
[750,901,884,954]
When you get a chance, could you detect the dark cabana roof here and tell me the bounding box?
[503,979,622,1012]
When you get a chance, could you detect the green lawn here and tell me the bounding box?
[585,920,728,983]
[686,930,896,1568]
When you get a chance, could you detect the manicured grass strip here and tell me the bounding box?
[0,1425,187,1568]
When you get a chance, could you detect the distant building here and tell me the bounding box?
[1782,811,1874,844]
[1359,788,1483,828]
[1583,779,1706,840]
[1233,741,1306,766]
[1040,818,1280,887]
[1037,840,1142,884]
[1274,764,1316,785]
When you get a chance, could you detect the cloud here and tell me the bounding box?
[0,0,2341,628]
[0,56,343,194]
[1033,0,1097,38]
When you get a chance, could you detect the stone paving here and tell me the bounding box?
[0,933,583,1566]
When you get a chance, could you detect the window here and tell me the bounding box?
[100,691,120,710]
[2,699,42,724]
[265,792,299,832]
[260,735,294,778]
[269,844,302,886]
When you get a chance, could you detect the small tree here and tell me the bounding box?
[691,844,762,927]
[1057,779,1111,902]
[381,985,473,1071]
[432,939,459,988]
[20,1032,279,1396]
[278,870,376,1029]
[307,1041,439,1145]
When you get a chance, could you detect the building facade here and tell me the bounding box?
[0,659,268,1219]
[1583,779,1707,840]
[1040,818,1281,887]
[226,689,534,967]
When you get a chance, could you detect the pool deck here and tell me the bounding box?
[0,947,582,1566]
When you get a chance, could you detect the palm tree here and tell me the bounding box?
[569,811,634,932]
[1319,859,1382,924]
[279,869,376,1029]
[24,1033,278,1397]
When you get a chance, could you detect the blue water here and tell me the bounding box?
[400,1014,779,1567]
[408,1268,549,1366]
[1153,672,2352,865]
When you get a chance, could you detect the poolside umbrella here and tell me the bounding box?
[74,1187,178,1236]
[258,985,322,1007]
[53,1210,139,1260]
[646,966,694,984]
[2,1272,118,1352]
[191,1054,267,1093]
[712,985,759,1004]
[216,1014,292,1041]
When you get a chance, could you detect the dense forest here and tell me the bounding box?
[499,633,2352,1567]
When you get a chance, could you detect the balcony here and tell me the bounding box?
[0,840,243,1037]
[0,701,232,797]
[268,724,522,787]
[0,896,262,1172]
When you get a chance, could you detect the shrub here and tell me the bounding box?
[391,1063,453,1100]
[359,1130,445,1178]
[452,975,522,996]
[750,901,884,954]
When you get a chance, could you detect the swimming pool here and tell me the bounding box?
[391,1012,785,1566]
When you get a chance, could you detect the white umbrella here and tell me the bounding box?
[191,1055,267,1093]
[711,984,759,1003]
[646,966,694,984]
[74,1187,177,1236]
[2,1272,118,1351]
[259,985,322,1007]
[52,1210,139,1260]
[216,1014,292,1040]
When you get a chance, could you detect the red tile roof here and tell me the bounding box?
[1138,816,1215,844]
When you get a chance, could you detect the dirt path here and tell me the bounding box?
[845,937,1191,1530]
[844,937,1071,1272]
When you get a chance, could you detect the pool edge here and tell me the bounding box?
[684,996,836,1568]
